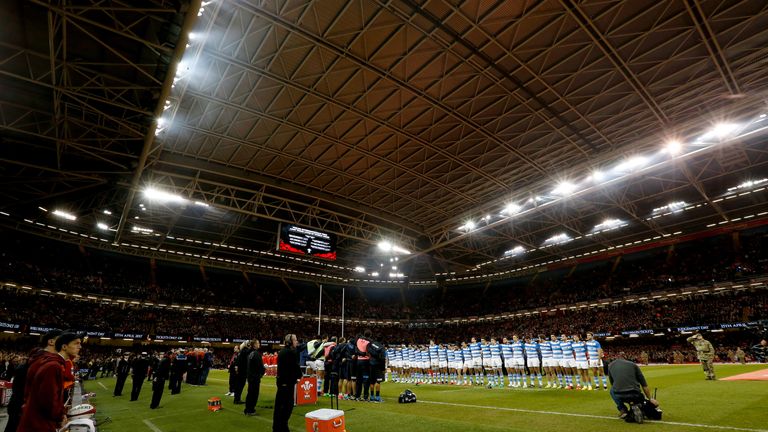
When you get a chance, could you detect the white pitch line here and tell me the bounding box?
[143,419,163,432]
[420,400,768,432]
[97,382,108,391]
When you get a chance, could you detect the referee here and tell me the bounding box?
[273,334,301,432]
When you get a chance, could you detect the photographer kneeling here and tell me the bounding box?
[607,352,659,424]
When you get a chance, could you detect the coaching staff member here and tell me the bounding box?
[273,334,301,432]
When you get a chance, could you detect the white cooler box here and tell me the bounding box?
[305,408,346,432]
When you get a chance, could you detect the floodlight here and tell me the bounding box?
[143,187,187,203]
[194,201,209,207]
[594,219,624,231]
[52,210,77,221]
[96,222,109,230]
[378,241,393,252]
[551,181,578,196]
[371,272,379,277]
[103,210,112,215]
[392,245,411,255]
[38,207,48,212]
[711,123,739,139]
[590,170,605,182]
[544,233,571,245]
[664,140,683,155]
[354,266,365,273]
[613,156,648,172]
[503,246,525,257]
[502,203,521,215]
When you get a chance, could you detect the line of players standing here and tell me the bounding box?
[387,333,609,391]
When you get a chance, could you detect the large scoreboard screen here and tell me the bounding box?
[277,224,337,260]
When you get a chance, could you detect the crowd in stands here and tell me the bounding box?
[0,286,765,345]
[1,228,767,321]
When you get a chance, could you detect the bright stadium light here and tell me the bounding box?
[594,218,625,232]
[378,240,410,255]
[503,245,525,257]
[371,272,379,277]
[653,201,687,214]
[354,266,365,273]
[551,181,578,196]
[103,209,112,215]
[194,201,209,207]
[727,178,767,192]
[143,187,187,204]
[459,220,476,231]
[96,222,109,230]
[590,170,605,182]
[544,233,572,245]
[52,210,76,221]
[131,225,154,234]
[613,156,648,173]
[711,123,739,139]
[501,203,521,215]
[664,140,683,155]
[378,240,392,252]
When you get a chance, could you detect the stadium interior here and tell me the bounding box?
[1,0,767,431]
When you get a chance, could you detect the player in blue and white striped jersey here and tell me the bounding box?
[480,338,492,386]
[438,344,449,384]
[386,347,397,382]
[488,338,503,387]
[586,332,608,389]
[571,334,589,389]
[419,347,430,384]
[550,334,565,388]
[469,338,483,385]
[559,334,576,389]
[524,336,543,388]
[460,342,472,385]
[501,337,514,387]
[509,335,526,387]
[538,335,556,388]
[429,341,440,383]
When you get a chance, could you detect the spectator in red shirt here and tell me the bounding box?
[18,332,81,432]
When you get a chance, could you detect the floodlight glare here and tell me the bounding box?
[711,123,739,139]
[52,210,77,221]
[503,246,525,257]
[664,140,683,155]
[143,187,187,204]
[96,222,109,230]
[613,156,648,172]
[590,170,605,182]
[354,266,365,273]
[502,203,521,215]
[594,219,624,231]
[544,233,572,245]
[378,241,393,252]
[551,181,578,196]
[103,209,112,215]
[371,272,379,277]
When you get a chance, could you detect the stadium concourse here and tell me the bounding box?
[3,0,768,431]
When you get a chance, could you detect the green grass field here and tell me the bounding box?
[83,365,768,432]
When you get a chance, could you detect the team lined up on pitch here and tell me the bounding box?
[386,333,609,390]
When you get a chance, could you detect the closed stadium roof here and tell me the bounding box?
[1,0,768,285]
